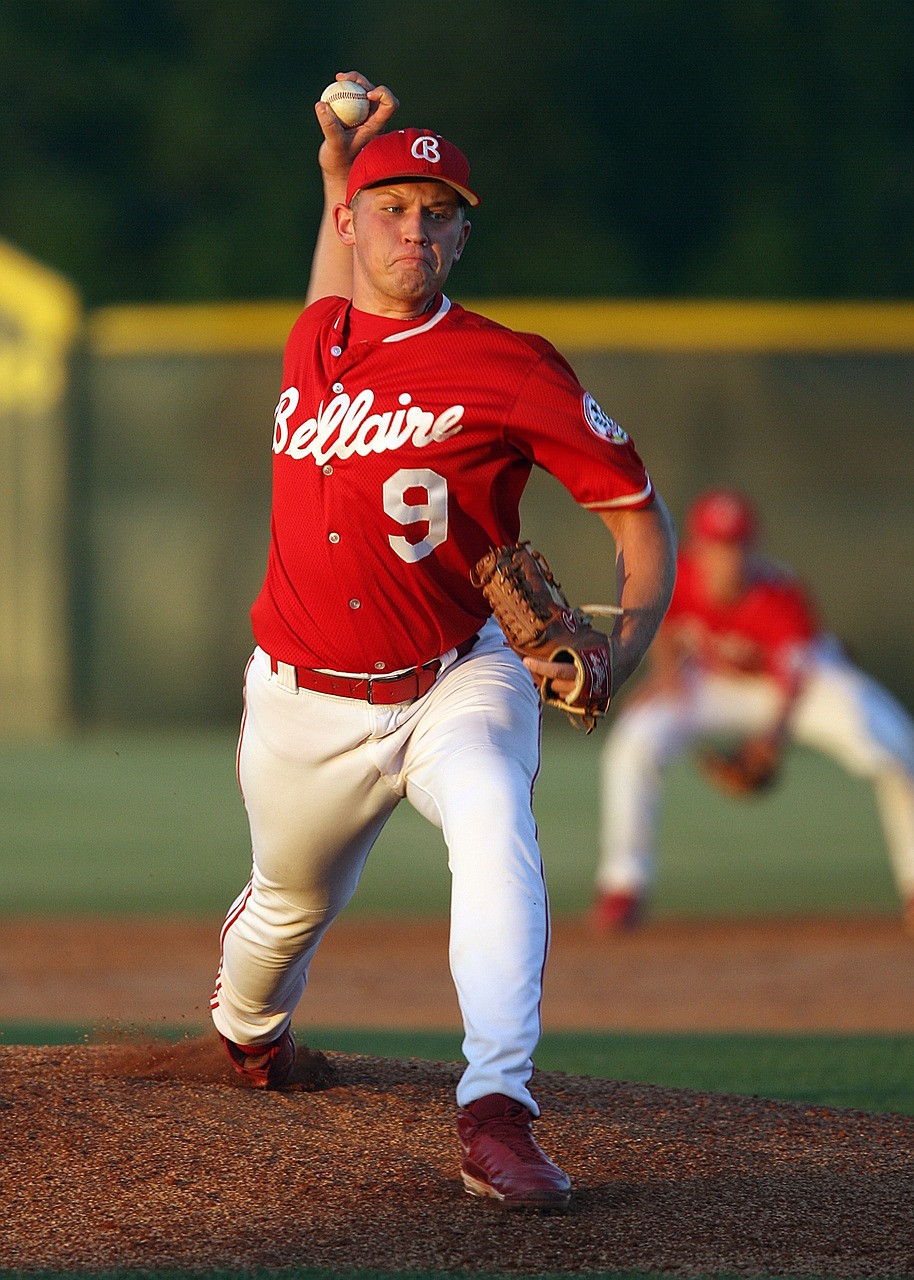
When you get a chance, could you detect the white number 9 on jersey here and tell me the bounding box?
[383,468,448,563]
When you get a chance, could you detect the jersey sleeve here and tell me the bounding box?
[502,339,653,509]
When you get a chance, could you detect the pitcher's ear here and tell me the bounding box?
[334,203,357,246]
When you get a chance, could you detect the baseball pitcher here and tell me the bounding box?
[209,72,677,1208]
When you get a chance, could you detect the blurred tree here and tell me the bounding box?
[0,0,911,303]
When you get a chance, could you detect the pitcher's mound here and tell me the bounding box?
[0,1038,911,1276]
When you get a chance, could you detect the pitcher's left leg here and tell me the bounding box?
[405,644,572,1207]
[404,644,547,1113]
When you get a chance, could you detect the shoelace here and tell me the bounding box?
[475,1107,541,1159]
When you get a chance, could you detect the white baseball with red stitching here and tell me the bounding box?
[320,80,370,127]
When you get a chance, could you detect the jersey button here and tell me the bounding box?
[328,532,340,544]
[374,662,386,670]
[330,345,342,357]
[332,381,344,393]
[349,599,361,609]
[322,464,333,475]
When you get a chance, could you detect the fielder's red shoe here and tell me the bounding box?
[456,1093,571,1210]
[589,888,643,933]
[219,1027,296,1089]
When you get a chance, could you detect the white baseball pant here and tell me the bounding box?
[596,636,914,900]
[211,617,550,1114]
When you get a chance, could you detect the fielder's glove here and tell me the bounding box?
[697,736,782,797]
[472,542,614,733]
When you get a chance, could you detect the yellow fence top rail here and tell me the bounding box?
[87,298,914,357]
[87,301,301,356]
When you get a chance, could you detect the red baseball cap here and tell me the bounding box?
[346,128,481,207]
[687,490,759,544]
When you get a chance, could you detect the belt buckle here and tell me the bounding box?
[366,671,411,705]
[366,661,438,705]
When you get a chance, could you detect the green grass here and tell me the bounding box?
[3,1024,912,1117]
[0,726,900,917]
[0,730,252,913]
[300,1028,914,1116]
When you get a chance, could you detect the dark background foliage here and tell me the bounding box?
[2,0,913,305]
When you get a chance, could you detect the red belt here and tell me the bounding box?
[270,635,477,705]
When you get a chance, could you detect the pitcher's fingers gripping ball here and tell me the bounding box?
[472,542,614,732]
[320,79,370,127]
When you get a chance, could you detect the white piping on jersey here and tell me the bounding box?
[582,478,654,510]
[382,294,451,342]
[331,295,452,344]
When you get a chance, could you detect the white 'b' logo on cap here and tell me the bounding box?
[410,135,441,164]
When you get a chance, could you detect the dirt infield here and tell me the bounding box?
[2,915,914,1276]
[3,913,914,1031]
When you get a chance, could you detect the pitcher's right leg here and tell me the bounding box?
[211,649,399,1049]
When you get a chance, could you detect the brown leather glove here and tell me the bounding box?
[698,736,782,797]
[472,542,613,732]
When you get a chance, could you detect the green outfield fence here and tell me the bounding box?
[2,241,913,733]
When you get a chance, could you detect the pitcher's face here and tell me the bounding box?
[335,181,471,316]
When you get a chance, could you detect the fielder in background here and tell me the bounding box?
[592,488,914,935]
[210,71,676,1210]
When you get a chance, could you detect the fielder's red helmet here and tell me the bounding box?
[686,490,759,544]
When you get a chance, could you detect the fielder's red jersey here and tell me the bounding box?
[664,548,821,688]
[251,294,653,673]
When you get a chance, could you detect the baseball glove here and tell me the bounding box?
[697,737,782,797]
[471,542,614,732]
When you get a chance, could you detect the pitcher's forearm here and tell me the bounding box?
[599,498,678,689]
[305,171,353,305]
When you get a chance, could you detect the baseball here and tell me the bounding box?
[320,79,370,128]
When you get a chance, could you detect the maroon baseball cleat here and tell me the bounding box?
[456,1093,572,1209]
[220,1027,296,1088]
[589,888,643,933]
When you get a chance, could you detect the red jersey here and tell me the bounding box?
[664,548,821,688]
[251,294,653,673]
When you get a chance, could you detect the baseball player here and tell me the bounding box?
[592,488,914,933]
[209,72,676,1209]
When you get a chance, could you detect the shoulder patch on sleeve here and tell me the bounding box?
[582,392,629,444]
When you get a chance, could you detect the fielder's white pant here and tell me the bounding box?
[211,617,549,1114]
[596,637,914,901]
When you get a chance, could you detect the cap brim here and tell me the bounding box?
[351,173,480,207]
